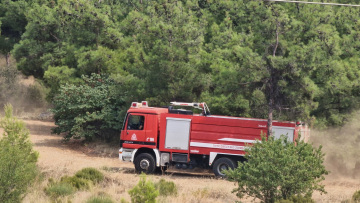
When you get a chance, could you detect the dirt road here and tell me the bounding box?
[18,120,360,202]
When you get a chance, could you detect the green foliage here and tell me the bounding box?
[51,73,127,141]
[128,173,159,203]
[60,176,92,190]
[0,104,39,203]
[12,0,122,78]
[155,179,177,196]
[0,0,29,55]
[226,135,328,203]
[276,195,315,203]
[45,167,104,200]
[45,181,75,198]
[86,193,115,203]
[4,0,360,127]
[353,190,360,202]
[75,167,104,183]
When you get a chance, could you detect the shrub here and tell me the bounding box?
[0,104,39,203]
[155,179,177,196]
[51,74,127,141]
[86,193,114,203]
[128,173,159,203]
[75,167,104,183]
[60,176,92,190]
[353,190,360,202]
[226,135,328,203]
[45,167,104,199]
[45,182,75,198]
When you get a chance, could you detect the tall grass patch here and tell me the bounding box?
[75,167,104,183]
[86,193,115,203]
[45,182,75,198]
[44,167,105,200]
[155,179,177,196]
[61,176,92,190]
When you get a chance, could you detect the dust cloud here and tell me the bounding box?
[0,56,49,119]
[311,111,360,179]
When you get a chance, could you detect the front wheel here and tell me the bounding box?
[134,153,156,174]
[212,157,235,177]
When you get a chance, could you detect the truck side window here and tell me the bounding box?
[127,115,145,130]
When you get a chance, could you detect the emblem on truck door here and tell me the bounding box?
[131,133,137,140]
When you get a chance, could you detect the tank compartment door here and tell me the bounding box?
[273,126,294,142]
[165,118,191,150]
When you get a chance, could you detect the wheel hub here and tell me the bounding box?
[219,164,229,175]
[140,159,150,170]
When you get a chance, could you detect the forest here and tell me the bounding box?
[1,0,360,132]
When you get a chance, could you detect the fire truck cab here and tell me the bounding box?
[119,101,309,177]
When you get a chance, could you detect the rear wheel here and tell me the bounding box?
[212,157,235,177]
[134,153,156,174]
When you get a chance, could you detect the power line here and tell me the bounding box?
[263,0,360,7]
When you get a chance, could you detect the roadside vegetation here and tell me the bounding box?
[0,104,39,202]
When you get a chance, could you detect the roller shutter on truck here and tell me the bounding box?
[164,117,191,150]
[272,126,295,142]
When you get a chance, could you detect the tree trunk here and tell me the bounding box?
[267,92,273,137]
[6,52,10,66]
[267,20,280,138]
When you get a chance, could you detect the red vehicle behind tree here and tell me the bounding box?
[119,101,309,177]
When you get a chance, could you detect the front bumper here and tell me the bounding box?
[119,148,136,162]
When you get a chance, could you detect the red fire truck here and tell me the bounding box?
[119,101,309,177]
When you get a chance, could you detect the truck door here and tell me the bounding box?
[123,113,147,143]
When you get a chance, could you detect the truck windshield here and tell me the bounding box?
[121,113,128,130]
[127,115,145,130]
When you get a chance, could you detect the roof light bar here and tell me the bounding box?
[131,102,138,108]
[131,101,149,108]
[141,101,148,107]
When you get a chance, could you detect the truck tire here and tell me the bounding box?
[212,157,235,177]
[134,153,156,174]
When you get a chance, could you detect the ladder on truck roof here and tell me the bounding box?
[170,102,211,116]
